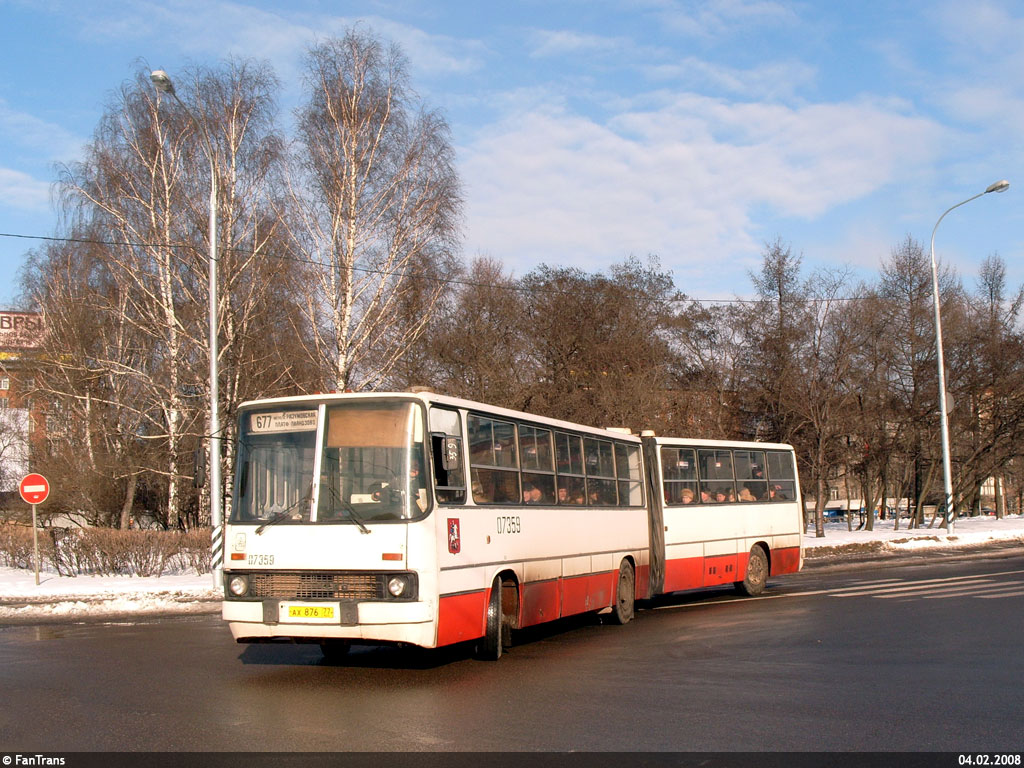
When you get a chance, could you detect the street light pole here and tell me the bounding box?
[151,70,224,587]
[929,179,1009,535]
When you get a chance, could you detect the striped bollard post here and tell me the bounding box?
[211,523,224,590]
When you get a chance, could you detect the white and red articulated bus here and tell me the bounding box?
[221,392,803,660]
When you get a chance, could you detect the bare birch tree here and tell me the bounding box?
[37,62,293,527]
[162,61,298,521]
[286,29,462,392]
[51,74,204,527]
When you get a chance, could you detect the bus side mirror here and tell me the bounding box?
[442,437,461,472]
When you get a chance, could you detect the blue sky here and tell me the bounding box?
[1,0,1021,307]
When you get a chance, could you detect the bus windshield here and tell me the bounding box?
[232,401,428,525]
[317,401,428,523]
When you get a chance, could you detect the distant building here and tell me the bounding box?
[0,311,45,494]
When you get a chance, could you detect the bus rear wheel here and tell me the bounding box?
[609,559,635,625]
[735,546,768,596]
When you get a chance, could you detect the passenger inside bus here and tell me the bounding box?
[557,477,585,505]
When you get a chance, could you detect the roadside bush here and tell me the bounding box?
[50,528,89,576]
[0,526,213,577]
[170,529,213,574]
[0,523,36,569]
[90,529,177,577]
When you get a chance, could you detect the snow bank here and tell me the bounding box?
[0,514,1021,623]
[0,568,218,623]
[804,513,1024,554]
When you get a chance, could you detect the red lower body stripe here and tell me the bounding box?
[436,591,488,647]
[663,546,802,593]
[435,546,801,648]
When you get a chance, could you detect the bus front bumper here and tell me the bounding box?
[222,599,436,647]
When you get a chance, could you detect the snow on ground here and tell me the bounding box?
[1,514,1022,623]
[0,568,219,623]
[804,512,1024,552]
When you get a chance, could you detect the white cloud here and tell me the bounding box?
[347,17,488,76]
[77,0,316,60]
[528,29,634,59]
[931,2,1024,105]
[644,57,817,101]
[459,95,943,288]
[0,168,51,211]
[936,0,1024,68]
[67,1,483,84]
[0,100,85,161]
[648,0,800,38]
[940,84,1024,132]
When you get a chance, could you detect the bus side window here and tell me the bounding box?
[766,451,796,502]
[661,446,698,505]
[429,408,467,504]
[698,449,735,503]
[615,442,644,507]
[467,413,521,505]
[520,423,555,505]
[734,450,767,502]
[554,432,585,504]
[584,437,617,506]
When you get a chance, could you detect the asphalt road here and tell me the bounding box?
[1,548,1022,752]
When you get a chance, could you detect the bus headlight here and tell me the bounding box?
[387,576,408,597]
[228,574,250,597]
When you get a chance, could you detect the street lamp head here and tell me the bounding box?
[985,179,1010,194]
[150,70,176,96]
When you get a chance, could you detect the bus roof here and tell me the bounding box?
[236,391,645,443]
[650,435,794,452]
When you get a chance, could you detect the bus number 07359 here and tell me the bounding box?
[497,516,521,534]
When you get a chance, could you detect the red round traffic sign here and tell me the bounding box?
[19,473,50,505]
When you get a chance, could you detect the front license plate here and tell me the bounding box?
[283,603,337,622]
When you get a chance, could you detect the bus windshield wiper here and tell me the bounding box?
[255,492,310,535]
[254,510,290,536]
[320,484,371,534]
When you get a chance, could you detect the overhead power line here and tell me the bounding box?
[0,229,879,306]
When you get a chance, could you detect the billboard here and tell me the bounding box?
[0,408,29,493]
[0,313,44,349]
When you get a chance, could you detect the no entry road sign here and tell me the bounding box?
[19,473,49,505]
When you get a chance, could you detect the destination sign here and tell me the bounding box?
[249,410,318,434]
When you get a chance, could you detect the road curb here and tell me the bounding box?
[803,538,1024,569]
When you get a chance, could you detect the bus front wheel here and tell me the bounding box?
[476,577,508,661]
[735,546,768,596]
[609,559,635,625]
